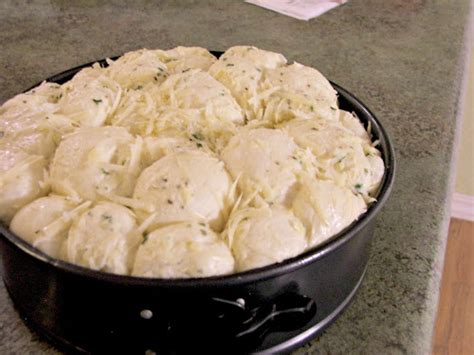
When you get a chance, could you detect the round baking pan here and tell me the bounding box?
[0,52,395,354]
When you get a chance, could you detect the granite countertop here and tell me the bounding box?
[0,0,472,353]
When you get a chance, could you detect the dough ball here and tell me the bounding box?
[292,176,366,248]
[106,49,169,88]
[132,222,234,278]
[261,63,338,124]
[158,70,244,125]
[220,46,287,70]
[50,126,141,200]
[59,71,122,127]
[0,144,48,223]
[133,150,234,231]
[65,202,139,275]
[221,128,301,205]
[158,46,217,74]
[283,118,383,196]
[10,195,85,258]
[226,205,307,271]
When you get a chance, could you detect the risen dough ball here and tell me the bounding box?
[133,150,234,231]
[158,70,244,125]
[106,49,169,88]
[59,70,122,127]
[221,128,301,205]
[220,46,287,69]
[66,202,139,275]
[292,176,366,248]
[0,82,62,126]
[50,126,141,200]
[132,222,234,278]
[158,46,217,74]
[226,206,307,272]
[261,63,338,124]
[283,118,383,196]
[108,82,164,136]
[209,46,286,120]
[0,144,48,223]
[0,82,74,159]
[10,195,86,258]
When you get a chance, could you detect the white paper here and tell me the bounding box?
[245,0,348,21]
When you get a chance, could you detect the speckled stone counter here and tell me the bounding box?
[0,1,472,353]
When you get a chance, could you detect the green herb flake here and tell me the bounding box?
[198,222,206,227]
[330,106,337,111]
[136,85,143,90]
[182,68,191,73]
[310,105,314,112]
[142,232,149,244]
[354,183,363,191]
[192,132,204,141]
[167,199,173,205]
[196,142,203,148]
[101,168,110,175]
[226,63,234,67]
[93,98,102,104]
[102,214,113,223]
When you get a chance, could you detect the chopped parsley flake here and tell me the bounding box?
[142,232,149,244]
[93,99,102,104]
[226,63,234,67]
[310,105,314,112]
[330,106,337,111]
[100,168,110,175]
[192,132,204,140]
[196,142,203,148]
[354,183,363,190]
[102,214,113,223]
[167,199,173,205]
